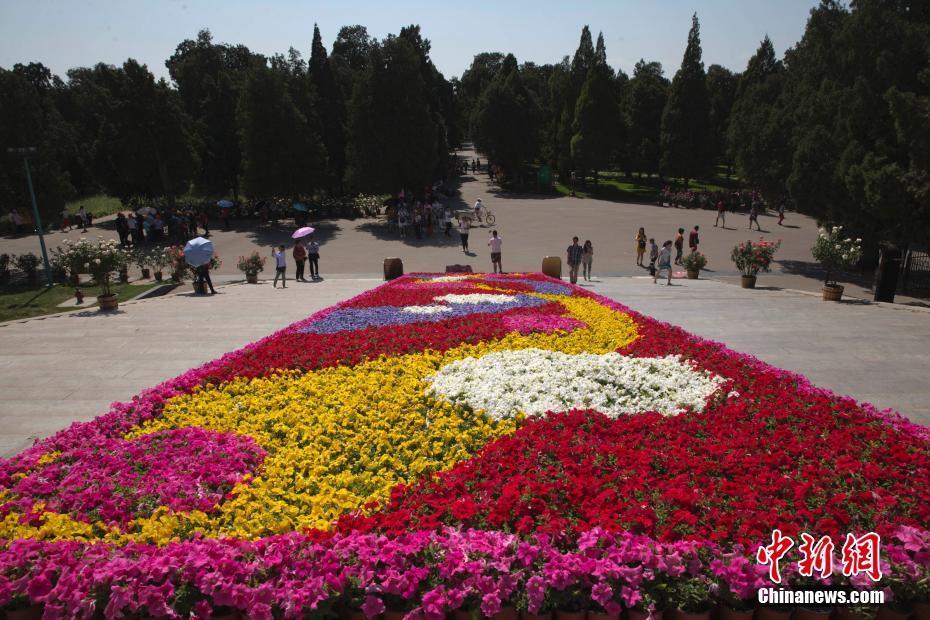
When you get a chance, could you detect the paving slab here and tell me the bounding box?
[0,274,927,460]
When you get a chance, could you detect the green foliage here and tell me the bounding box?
[731,239,781,276]
[682,252,707,271]
[345,36,439,193]
[660,14,712,181]
[238,62,326,198]
[309,24,347,190]
[571,33,621,178]
[626,60,669,176]
[471,54,540,177]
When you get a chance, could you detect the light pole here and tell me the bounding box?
[7,147,53,288]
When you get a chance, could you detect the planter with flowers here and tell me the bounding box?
[70,239,129,310]
[150,249,174,282]
[811,226,862,301]
[132,248,151,279]
[682,252,707,279]
[166,246,187,282]
[731,239,781,288]
[190,255,222,294]
[237,252,266,284]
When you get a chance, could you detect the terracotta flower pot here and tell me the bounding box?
[628,610,665,620]
[830,608,866,620]
[555,611,585,620]
[494,607,519,620]
[756,608,793,620]
[589,612,620,620]
[821,284,843,301]
[384,611,406,620]
[672,611,710,620]
[913,602,930,620]
[687,270,699,279]
[523,613,554,620]
[5,605,43,620]
[346,611,366,620]
[97,293,119,311]
[454,610,473,620]
[793,608,833,620]
[212,611,242,620]
[717,607,754,620]
[141,268,150,279]
[740,274,757,289]
[154,271,163,282]
[246,272,259,284]
[876,607,911,620]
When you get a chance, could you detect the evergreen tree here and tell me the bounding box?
[571,33,620,182]
[309,24,347,190]
[471,54,540,177]
[706,64,738,169]
[345,37,439,193]
[660,13,712,182]
[727,36,790,199]
[238,62,325,198]
[626,60,668,176]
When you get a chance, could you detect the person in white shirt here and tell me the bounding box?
[272,245,287,288]
[474,199,483,222]
[488,230,503,273]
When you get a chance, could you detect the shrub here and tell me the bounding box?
[13,252,40,274]
[237,252,267,275]
[682,252,707,271]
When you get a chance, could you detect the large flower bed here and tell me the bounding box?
[0,273,928,618]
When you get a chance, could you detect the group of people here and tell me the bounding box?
[110,209,211,248]
[271,237,321,288]
[634,225,702,285]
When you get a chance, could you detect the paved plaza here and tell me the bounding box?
[3,150,921,305]
[0,275,927,459]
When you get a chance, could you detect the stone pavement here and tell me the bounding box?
[0,274,927,459]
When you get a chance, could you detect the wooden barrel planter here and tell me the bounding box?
[97,293,119,311]
[383,257,404,280]
[740,275,757,289]
[542,256,562,279]
[246,272,259,284]
[822,284,843,301]
[687,270,700,279]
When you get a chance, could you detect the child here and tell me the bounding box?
[648,238,658,276]
[272,245,287,288]
[654,240,673,286]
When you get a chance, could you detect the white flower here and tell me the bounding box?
[426,349,726,420]
[433,293,517,304]
[421,275,472,283]
[94,258,101,264]
[401,305,453,314]
[83,262,90,269]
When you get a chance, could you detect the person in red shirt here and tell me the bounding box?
[689,225,700,254]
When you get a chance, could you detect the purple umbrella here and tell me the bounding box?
[292,227,315,239]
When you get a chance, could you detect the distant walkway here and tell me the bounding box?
[0,275,927,458]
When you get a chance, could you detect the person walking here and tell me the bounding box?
[126,212,137,245]
[749,203,761,231]
[654,240,673,285]
[648,238,659,276]
[60,209,71,232]
[488,230,503,273]
[689,225,700,253]
[715,199,726,228]
[458,217,471,252]
[635,227,647,266]
[293,240,307,282]
[195,263,217,294]
[443,207,453,237]
[777,199,786,226]
[567,236,584,284]
[272,245,287,288]
[674,228,685,265]
[200,210,210,236]
[115,213,130,247]
[307,238,320,279]
[582,240,594,281]
[78,206,88,233]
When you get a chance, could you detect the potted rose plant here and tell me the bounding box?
[682,252,707,280]
[237,251,266,284]
[132,248,151,279]
[150,249,173,282]
[190,255,221,294]
[84,239,128,310]
[811,226,862,301]
[731,239,781,288]
[166,246,187,282]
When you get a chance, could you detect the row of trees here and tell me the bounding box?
[462,0,930,245]
[0,25,459,224]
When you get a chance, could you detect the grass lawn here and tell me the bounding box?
[66,195,124,219]
[553,171,740,204]
[0,281,160,322]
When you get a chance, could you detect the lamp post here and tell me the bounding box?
[7,147,53,288]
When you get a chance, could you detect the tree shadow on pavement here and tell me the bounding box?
[777,259,874,289]
[243,220,342,248]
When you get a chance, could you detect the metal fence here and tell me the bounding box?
[902,247,930,297]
